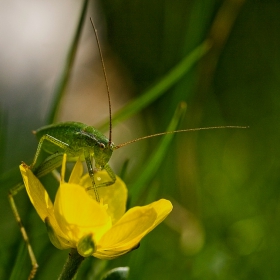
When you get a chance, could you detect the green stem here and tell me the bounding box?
[58,249,85,280]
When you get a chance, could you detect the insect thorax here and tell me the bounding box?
[35,122,113,167]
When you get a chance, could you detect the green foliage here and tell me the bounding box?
[1,0,280,279]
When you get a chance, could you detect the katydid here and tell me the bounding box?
[8,19,247,280]
[30,121,245,203]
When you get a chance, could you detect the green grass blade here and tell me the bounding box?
[130,102,187,205]
[98,41,210,131]
[9,241,29,280]
[47,0,89,124]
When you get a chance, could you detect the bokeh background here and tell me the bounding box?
[1,0,280,279]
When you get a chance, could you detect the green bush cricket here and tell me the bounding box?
[8,20,247,279]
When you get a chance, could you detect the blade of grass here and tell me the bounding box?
[9,241,29,280]
[47,0,89,124]
[98,41,210,131]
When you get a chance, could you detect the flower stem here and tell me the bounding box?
[58,248,85,280]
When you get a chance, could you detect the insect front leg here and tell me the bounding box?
[84,152,100,202]
[97,164,116,187]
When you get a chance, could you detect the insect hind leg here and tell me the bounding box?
[9,185,38,280]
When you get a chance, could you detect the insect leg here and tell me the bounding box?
[9,185,38,280]
[8,153,64,279]
[30,134,73,170]
[33,152,64,177]
[84,151,100,202]
[97,164,116,188]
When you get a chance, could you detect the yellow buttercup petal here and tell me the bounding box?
[20,164,70,246]
[68,159,84,184]
[20,164,54,222]
[45,217,73,250]
[54,182,112,244]
[93,248,136,260]
[143,199,173,232]
[94,199,172,258]
[97,206,156,248]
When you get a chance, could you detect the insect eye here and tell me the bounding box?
[100,143,105,149]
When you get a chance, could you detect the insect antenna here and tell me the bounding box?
[114,126,248,149]
[90,18,113,145]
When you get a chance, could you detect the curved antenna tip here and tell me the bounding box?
[114,125,248,149]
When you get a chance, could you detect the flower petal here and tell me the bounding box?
[45,217,73,250]
[144,199,173,232]
[68,159,84,184]
[94,207,155,259]
[20,164,70,245]
[19,164,54,222]
[94,199,172,259]
[80,170,127,224]
[54,182,112,244]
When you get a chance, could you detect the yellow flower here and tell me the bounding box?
[19,155,173,259]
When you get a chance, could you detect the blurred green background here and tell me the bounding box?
[1,0,280,279]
